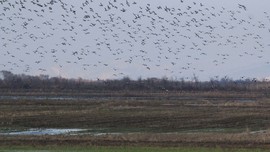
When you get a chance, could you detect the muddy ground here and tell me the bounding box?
[0,90,270,148]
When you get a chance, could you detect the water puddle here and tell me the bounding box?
[0,128,86,135]
[0,128,127,136]
[2,128,265,136]
[0,96,83,101]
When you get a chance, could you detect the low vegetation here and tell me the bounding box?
[0,146,269,152]
[1,71,270,149]
[1,91,270,148]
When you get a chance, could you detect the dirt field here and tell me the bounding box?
[0,90,270,148]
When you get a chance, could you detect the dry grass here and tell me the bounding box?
[1,131,270,148]
[1,90,270,148]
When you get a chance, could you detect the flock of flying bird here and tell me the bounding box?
[1,0,270,80]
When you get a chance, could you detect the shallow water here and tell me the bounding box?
[0,128,127,136]
[0,128,86,135]
[0,96,83,101]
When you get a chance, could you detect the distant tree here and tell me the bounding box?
[0,70,270,92]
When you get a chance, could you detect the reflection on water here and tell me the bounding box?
[0,128,124,136]
[0,96,82,101]
[0,128,86,135]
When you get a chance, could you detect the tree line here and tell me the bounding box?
[0,70,269,92]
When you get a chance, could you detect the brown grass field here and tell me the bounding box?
[0,90,270,148]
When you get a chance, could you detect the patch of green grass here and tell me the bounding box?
[0,146,268,152]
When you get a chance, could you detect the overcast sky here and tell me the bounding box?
[1,0,270,81]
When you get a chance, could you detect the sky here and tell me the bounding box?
[0,0,270,81]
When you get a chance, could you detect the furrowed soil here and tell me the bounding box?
[1,90,270,148]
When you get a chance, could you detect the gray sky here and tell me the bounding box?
[1,0,270,81]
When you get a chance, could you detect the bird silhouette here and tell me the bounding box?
[0,0,269,80]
